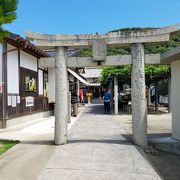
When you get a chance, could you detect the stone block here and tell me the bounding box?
[92,39,106,61]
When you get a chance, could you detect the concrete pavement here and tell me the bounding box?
[39,103,160,180]
[0,103,160,180]
[118,110,180,180]
[0,107,85,180]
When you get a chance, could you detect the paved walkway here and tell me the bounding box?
[39,103,160,180]
[0,102,160,180]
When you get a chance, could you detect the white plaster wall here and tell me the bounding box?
[20,50,37,72]
[7,44,19,94]
[0,44,2,82]
[172,60,180,140]
[48,67,55,102]
[38,69,43,95]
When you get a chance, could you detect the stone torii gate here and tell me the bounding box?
[26,24,179,147]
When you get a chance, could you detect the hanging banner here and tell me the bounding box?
[8,96,12,106]
[17,96,21,104]
[11,96,17,107]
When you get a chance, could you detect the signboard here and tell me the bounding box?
[26,96,34,107]
[25,76,37,93]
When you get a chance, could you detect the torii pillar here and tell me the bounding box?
[54,46,68,145]
[131,43,147,146]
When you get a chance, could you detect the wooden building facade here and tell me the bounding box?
[0,34,50,128]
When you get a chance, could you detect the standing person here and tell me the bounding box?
[79,88,84,105]
[71,90,78,117]
[86,90,92,104]
[103,89,112,114]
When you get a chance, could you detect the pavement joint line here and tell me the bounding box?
[45,167,158,176]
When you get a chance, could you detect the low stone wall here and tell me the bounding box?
[6,110,52,128]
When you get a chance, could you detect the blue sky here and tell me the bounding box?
[3,0,180,36]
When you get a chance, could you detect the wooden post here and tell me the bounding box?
[2,44,8,128]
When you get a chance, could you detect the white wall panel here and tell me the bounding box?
[20,50,37,72]
[172,60,180,140]
[7,47,19,94]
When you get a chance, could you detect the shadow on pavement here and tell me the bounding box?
[85,104,113,115]
[148,133,172,139]
[20,140,54,145]
[146,151,180,180]
[68,138,133,145]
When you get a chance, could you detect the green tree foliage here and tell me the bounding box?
[110,27,157,33]
[78,48,92,57]
[145,65,170,85]
[99,65,170,86]
[107,47,130,55]
[0,0,18,41]
[99,65,132,86]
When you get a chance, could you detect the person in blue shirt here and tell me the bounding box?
[103,89,112,114]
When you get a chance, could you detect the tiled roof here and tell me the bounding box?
[5,34,50,58]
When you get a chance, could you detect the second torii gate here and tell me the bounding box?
[26,24,179,147]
